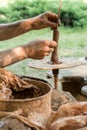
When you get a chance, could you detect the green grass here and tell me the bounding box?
[59,27,87,57]
[0,26,87,86]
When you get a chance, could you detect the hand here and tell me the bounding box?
[31,11,60,30]
[24,39,57,59]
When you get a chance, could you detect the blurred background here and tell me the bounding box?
[0,0,87,86]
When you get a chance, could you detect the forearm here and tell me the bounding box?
[0,46,27,67]
[0,18,35,41]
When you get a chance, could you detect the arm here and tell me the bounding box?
[0,46,27,67]
[0,39,57,67]
[0,18,36,41]
[0,12,58,41]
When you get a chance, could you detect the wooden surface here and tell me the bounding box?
[28,58,85,70]
[28,57,87,77]
[59,57,87,77]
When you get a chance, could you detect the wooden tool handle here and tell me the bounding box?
[51,28,60,64]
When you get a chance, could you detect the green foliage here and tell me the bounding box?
[0,0,87,27]
[0,18,8,23]
[0,7,9,23]
[61,0,87,27]
[5,0,31,21]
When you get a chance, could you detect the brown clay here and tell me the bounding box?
[0,68,52,118]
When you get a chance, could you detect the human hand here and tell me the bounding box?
[31,11,60,30]
[24,39,57,59]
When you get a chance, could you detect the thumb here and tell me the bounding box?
[47,20,57,29]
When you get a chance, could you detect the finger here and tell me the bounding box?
[49,41,57,48]
[48,48,54,53]
[46,11,58,22]
[46,20,57,29]
[44,48,54,56]
[45,52,50,56]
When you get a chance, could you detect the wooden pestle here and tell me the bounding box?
[51,25,61,90]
